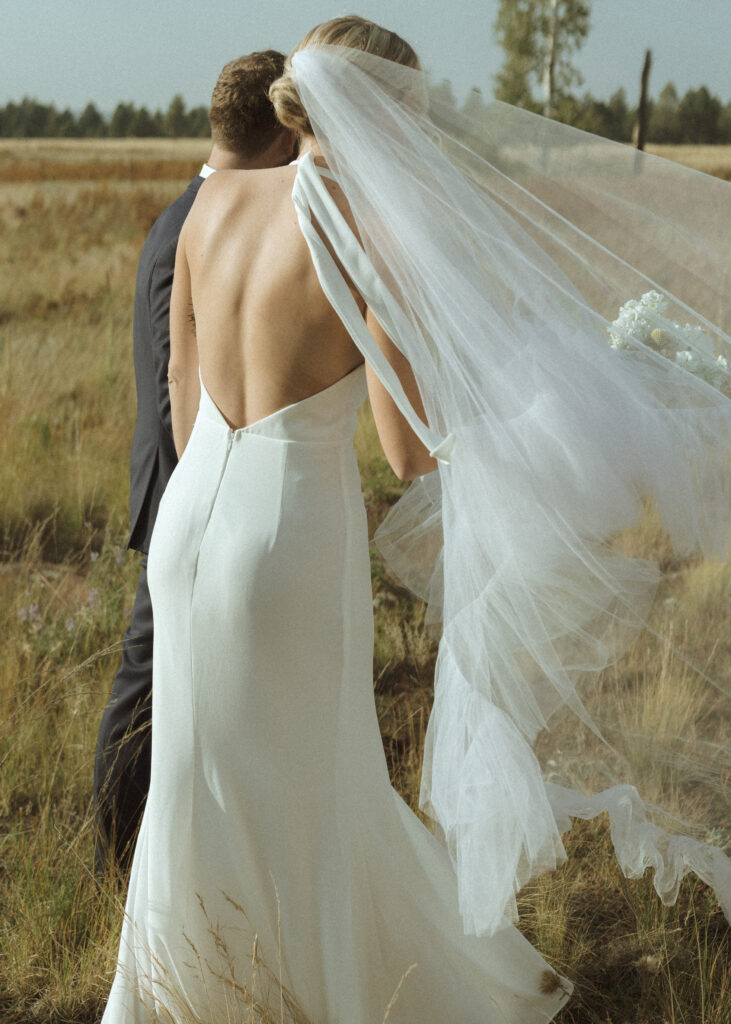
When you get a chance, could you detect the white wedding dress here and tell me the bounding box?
[101,157,572,1024]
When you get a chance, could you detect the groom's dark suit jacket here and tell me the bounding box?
[94,174,206,874]
[128,174,205,552]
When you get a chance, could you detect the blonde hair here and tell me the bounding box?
[209,50,287,156]
[268,15,419,136]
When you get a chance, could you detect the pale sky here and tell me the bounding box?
[2,0,729,113]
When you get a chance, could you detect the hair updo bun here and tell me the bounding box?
[268,65,313,136]
[268,15,419,137]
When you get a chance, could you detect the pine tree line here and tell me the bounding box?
[0,94,209,139]
[432,80,731,145]
[1,82,729,144]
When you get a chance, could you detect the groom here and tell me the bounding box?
[94,50,295,875]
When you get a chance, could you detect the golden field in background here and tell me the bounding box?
[0,140,729,1023]
[644,143,731,178]
[2,136,730,179]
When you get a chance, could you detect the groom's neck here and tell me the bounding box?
[206,131,296,173]
[206,143,252,172]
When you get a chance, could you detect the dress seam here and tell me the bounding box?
[189,432,234,731]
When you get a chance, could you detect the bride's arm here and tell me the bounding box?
[364,309,437,481]
[317,174,436,481]
[169,225,200,457]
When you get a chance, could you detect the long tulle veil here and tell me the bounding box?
[292,45,731,936]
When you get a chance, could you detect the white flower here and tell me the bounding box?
[609,291,727,391]
[672,323,715,360]
[608,291,667,349]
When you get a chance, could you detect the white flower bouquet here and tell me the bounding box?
[608,290,728,389]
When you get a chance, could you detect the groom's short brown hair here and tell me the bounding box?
[209,50,287,157]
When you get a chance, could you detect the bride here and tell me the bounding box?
[102,15,730,1024]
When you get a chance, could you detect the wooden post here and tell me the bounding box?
[633,49,652,150]
[542,0,559,117]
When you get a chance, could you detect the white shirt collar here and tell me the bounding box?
[199,163,215,178]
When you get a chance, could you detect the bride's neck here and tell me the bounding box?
[297,135,323,162]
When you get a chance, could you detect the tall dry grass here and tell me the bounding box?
[0,140,729,1024]
[645,143,731,180]
[0,138,210,184]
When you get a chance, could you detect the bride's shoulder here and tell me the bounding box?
[305,161,361,241]
[199,166,296,212]
[187,166,293,226]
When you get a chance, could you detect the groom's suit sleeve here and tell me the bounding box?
[147,237,179,445]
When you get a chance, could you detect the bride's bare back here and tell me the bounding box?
[170,161,363,435]
[169,150,436,481]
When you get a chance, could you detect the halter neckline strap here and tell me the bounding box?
[291,152,455,465]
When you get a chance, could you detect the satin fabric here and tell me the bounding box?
[102,360,571,1022]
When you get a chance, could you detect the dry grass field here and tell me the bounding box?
[645,143,731,179]
[0,140,729,1024]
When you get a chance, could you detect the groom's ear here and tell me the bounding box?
[279,128,299,165]
[253,127,298,168]
[288,129,300,162]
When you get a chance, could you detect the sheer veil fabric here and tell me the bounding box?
[291,46,731,937]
